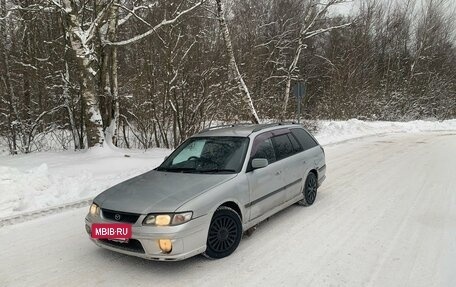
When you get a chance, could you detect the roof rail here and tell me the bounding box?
[251,122,298,132]
[198,121,300,134]
[198,123,253,133]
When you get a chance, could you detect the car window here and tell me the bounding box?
[158,137,249,173]
[288,133,303,152]
[291,128,318,150]
[172,140,206,165]
[251,137,276,164]
[272,134,295,160]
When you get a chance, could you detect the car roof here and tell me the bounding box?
[194,123,303,137]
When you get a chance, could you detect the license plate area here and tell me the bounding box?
[91,223,132,240]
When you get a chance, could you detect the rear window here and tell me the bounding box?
[272,134,295,160]
[288,133,303,153]
[291,128,318,150]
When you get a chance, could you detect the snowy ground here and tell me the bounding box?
[0,132,455,286]
[0,147,170,219]
[1,119,455,220]
[316,118,456,145]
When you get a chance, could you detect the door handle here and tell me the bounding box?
[275,170,282,175]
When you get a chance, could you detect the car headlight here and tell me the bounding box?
[89,203,100,216]
[143,212,192,226]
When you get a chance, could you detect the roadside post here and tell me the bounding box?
[292,82,306,123]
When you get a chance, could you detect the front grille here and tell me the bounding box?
[99,239,145,254]
[102,209,140,224]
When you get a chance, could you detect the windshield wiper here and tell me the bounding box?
[157,167,198,173]
[157,167,236,174]
[198,168,237,173]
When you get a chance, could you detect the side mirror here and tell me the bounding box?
[251,158,268,169]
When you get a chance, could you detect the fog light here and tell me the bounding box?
[158,239,172,253]
[85,224,91,235]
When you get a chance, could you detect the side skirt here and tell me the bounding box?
[243,193,304,231]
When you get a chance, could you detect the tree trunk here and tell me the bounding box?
[101,1,120,146]
[62,0,104,147]
[216,0,260,124]
[80,70,104,147]
[62,40,81,149]
[282,32,304,120]
[281,75,292,121]
[62,26,82,149]
[111,44,119,145]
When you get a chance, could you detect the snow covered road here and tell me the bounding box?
[1,132,455,287]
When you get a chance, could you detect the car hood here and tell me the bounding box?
[94,170,237,214]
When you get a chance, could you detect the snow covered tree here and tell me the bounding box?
[1,0,455,153]
[215,0,260,124]
[54,0,205,148]
[280,0,351,120]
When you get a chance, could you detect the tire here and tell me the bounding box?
[203,206,242,259]
[298,172,318,206]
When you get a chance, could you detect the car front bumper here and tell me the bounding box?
[85,213,210,261]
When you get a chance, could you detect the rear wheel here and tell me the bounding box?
[203,206,242,259]
[298,172,318,206]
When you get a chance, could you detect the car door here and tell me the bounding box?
[245,132,285,220]
[270,132,304,202]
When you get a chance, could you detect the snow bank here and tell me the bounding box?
[1,119,456,219]
[0,147,170,219]
[1,164,54,217]
[315,119,456,145]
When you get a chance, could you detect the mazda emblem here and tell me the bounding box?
[115,214,121,221]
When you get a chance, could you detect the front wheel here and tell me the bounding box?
[203,206,242,259]
[298,172,318,206]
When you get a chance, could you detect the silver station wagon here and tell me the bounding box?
[85,123,326,260]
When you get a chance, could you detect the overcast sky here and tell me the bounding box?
[330,0,456,17]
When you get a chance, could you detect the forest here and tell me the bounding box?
[0,0,455,154]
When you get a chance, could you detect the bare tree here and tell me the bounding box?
[1,0,455,154]
[54,0,206,148]
[216,0,260,124]
[281,0,351,120]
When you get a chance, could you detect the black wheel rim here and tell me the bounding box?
[305,176,317,203]
[207,215,238,253]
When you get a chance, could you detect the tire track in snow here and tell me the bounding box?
[0,198,92,227]
[365,174,427,286]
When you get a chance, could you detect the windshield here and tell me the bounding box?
[157,137,249,174]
